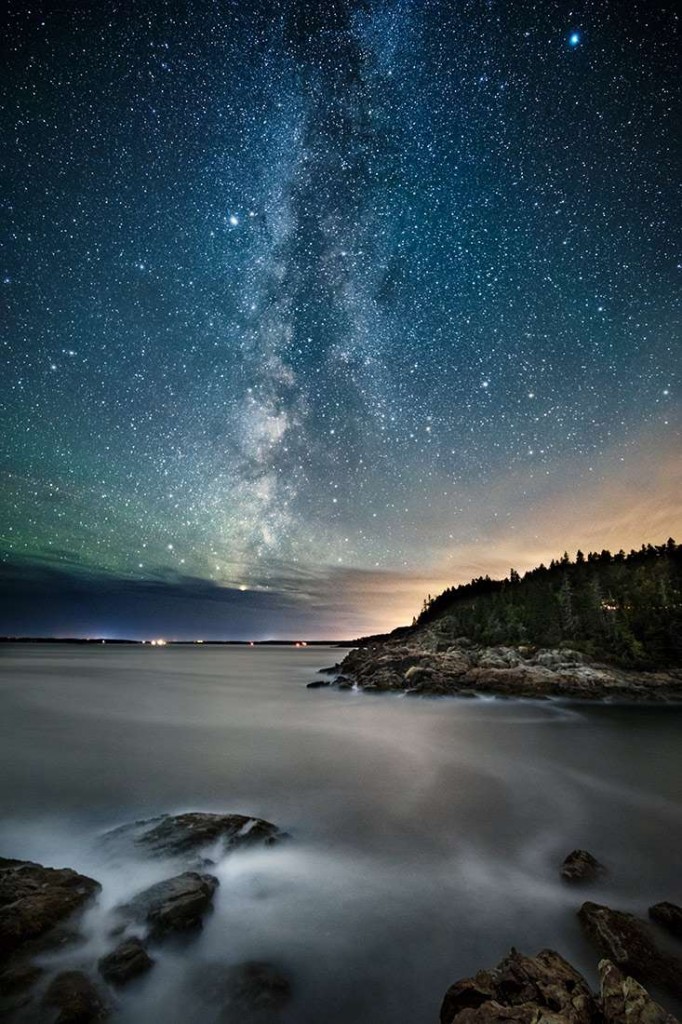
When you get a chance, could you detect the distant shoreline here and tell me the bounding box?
[0,636,353,647]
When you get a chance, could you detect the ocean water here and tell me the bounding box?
[1,643,681,1022]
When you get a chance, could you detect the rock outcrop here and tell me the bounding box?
[599,959,677,1024]
[439,949,680,1024]
[102,811,287,860]
[118,871,219,936]
[97,937,154,985]
[560,850,607,884]
[439,947,597,1024]
[579,901,682,999]
[320,639,682,701]
[0,858,100,959]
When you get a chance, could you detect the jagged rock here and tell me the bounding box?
[97,937,154,985]
[439,947,597,1024]
[578,902,682,999]
[119,872,218,936]
[43,970,109,1022]
[599,959,677,1024]
[561,850,607,884]
[0,858,100,958]
[102,811,287,858]
[649,902,682,940]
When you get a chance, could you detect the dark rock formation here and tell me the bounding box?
[439,947,597,1024]
[579,901,682,999]
[103,811,287,859]
[599,958,678,1024]
[306,678,332,688]
[0,857,100,959]
[649,902,682,940]
[325,638,682,701]
[97,936,154,985]
[43,970,109,1022]
[561,850,607,884]
[119,872,218,936]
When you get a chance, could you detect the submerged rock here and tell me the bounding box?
[439,947,597,1024]
[43,970,109,1023]
[599,958,677,1024]
[578,901,682,999]
[561,849,607,884]
[119,871,218,936]
[98,936,154,985]
[0,857,100,959]
[306,678,332,688]
[649,902,682,940]
[103,811,287,859]
[194,960,292,1022]
[222,961,292,1020]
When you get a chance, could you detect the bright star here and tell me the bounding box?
[228,214,239,226]
[569,32,580,47]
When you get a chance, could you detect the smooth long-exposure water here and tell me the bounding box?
[1,644,681,1022]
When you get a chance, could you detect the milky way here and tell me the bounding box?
[1,1,679,637]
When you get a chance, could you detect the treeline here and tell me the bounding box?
[414,540,682,668]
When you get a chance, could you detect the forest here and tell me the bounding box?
[414,540,682,668]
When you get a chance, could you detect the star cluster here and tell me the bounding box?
[1,0,679,636]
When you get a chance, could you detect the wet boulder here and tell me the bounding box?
[43,970,109,1023]
[119,872,218,936]
[578,901,682,999]
[97,936,154,985]
[439,947,597,1024]
[103,811,287,859]
[306,678,332,688]
[599,958,677,1024]
[0,858,100,959]
[649,902,682,940]
[560,850,607,884]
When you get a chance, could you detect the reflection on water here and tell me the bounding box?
[1,644,681,1022]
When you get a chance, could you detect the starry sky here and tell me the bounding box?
[1,0,680,639]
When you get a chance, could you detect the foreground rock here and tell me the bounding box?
[561,849,607,884]
[599,959,677,1024]
[103,811,287,859]
[579,901,682,999]
[98,936,154,985]
[0,858,100,959]
[439,949,679,1024]
[119,871,219,936]
[649,902,682,940]
[439,947,597,1024]
[327,639,682,701]
[43,970,109,1023]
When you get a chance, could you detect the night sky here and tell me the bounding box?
[1,1,679,639]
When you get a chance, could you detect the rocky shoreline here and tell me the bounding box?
[310,635,682,701]
[2,815,680,1022]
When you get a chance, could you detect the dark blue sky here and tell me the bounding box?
[1,0,679,638]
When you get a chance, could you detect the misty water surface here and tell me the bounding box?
[1,644,681,1022]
